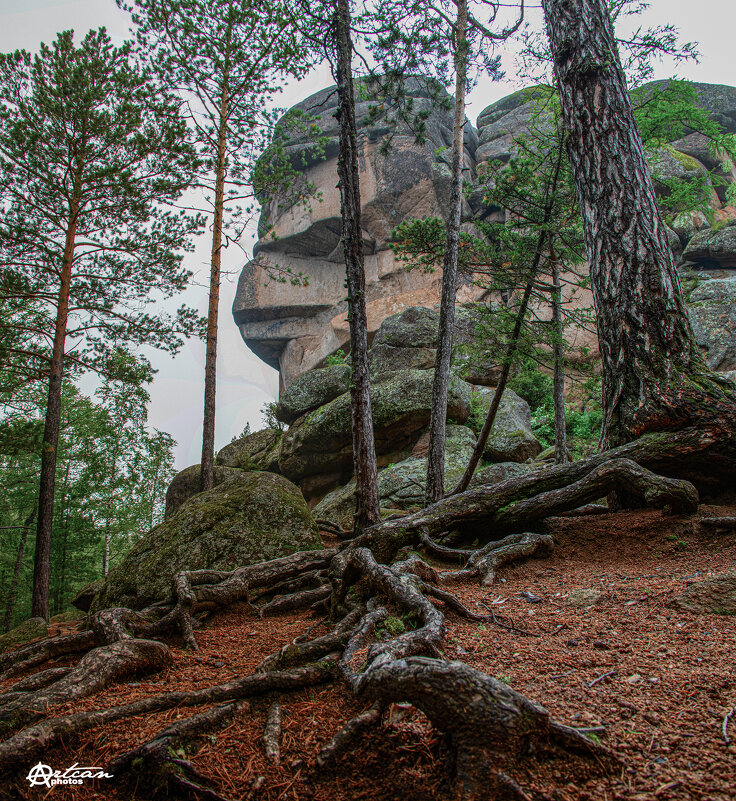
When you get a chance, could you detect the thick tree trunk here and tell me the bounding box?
[542,0,736,460]
[200,67,231,493]
[334,0,380,535]
[551,257,568,463]
[425,0,469,505]
[32,207,78,621]
[3,511,34,632]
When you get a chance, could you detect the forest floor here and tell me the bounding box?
[6,505,736,801]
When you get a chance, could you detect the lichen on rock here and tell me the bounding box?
[91,472,321,610]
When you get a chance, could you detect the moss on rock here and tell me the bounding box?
[0,617,48,653]
[91,472,321,610]
[216,428,283,473]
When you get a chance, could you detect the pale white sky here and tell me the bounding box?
[1,0,734,468]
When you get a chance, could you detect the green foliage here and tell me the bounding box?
[0,28,204,386]
[325,349,348,367]
[0,376,175,628]
[261,402,285,432]
[508,360,554,415]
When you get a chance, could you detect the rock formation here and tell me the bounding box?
[234,79,736,388]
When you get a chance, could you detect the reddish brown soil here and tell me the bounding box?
[7,506,736,801]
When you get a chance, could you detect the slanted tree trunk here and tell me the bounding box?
[542,0,736,463]
[334,0,380,534]
[32,193,79,621]
[425,0,469,506]
[551,255,567,463]
[454,145,566,494]
[4,511,34,632]
[200,25,232,494]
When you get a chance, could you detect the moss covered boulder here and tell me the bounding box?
[216,428,282,473]
[313,426,477,527]
[0,617,48,653]
[91,472,321,611]
[275,364,351,425]
[471,387,542,463]
[279,369,471,491]
[165,464,245,519]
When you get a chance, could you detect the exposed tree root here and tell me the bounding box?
[440,532,555,587]
[1,455,698,796]
[0,660,337,773]
[262,702,282,764]
[357,457,698,563]
[0,639,171,729]
[109,701,241,801]
[315,702,383,768]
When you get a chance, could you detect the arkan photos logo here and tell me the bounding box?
[26,761,113,788]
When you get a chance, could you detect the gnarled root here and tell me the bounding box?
[440,532,554,587]
[358,657,611,800]
[109,702,240,801]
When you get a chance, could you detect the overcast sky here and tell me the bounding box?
[1,0,734,468]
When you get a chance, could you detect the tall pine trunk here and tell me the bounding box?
[543,0,736,459]
[425,0,469,505]
[551,256,567,463]
[200,38,232,494]
[334,0,380,534]
[32,205,78,620]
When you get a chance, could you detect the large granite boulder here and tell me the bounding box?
[165,464,245,519]
[367,305,500,384]
[233,79,484,388]
[682,223,736,270]
[312,425,477,527]
[278,369,472,496]
[469,461,534,489]
[216,428,283,473]
[0,617,48,653]
[91,472,321,610]
[646,146,718,208]
[274,364,351,425]
[687,275,736,371]
[471,387,542,463]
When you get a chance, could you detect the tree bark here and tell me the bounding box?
[32,200,79,621]
[542,0,736,460]
[551,256,568,463]
[200,26,232,494]
[334,0,380,535]
[425,0,469,506]
[3,511,34,633]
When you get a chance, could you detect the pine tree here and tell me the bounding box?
[121,0,310,493]
[542,0,736,482]
[368,0,524,504]
[0,29,201,620]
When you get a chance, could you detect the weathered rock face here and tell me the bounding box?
[91,472,321,610]
[233,79,483,388]
[687,274,736,371]
[215,428,283,473]
[274,364,351,425]
[165,464,245,519]
[682,223,736,271]
[312,425,477,527]
[471,386,543,463]
[278,367,471,498]
[235,79,736,392]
